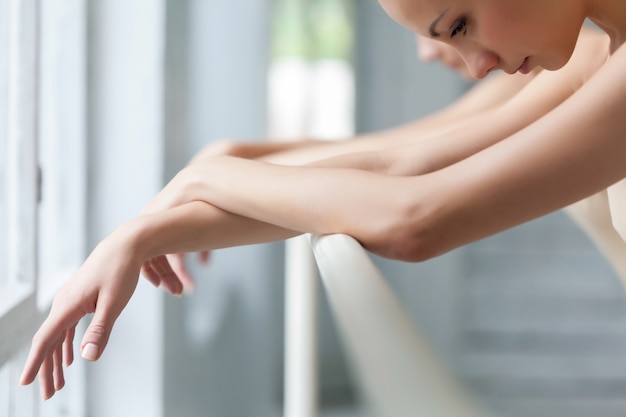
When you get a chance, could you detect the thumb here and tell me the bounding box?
[80,309,115,362]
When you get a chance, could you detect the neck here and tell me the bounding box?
[587,0,626,51]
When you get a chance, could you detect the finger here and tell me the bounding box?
[140,262,162,288]
[63,327,75,367]
[143,256,181,294]
[53,343,65,391]
[80,320,109,362]
[79,294,126,362]
[20,302,83,385]
[21,336,48,386]
[149,255,183,296]
[167,254,196,294]
[39,354,55,401]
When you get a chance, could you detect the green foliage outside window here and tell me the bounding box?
[271,0,354,61]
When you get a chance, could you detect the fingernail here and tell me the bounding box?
[81,343,98,361]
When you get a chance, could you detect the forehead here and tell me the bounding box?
[378,0,448,36]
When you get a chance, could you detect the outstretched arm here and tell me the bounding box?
[21,27,613,401]
[146,43,626,262]
[20,201,299,400]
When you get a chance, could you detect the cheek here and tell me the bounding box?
[477,16,523,52]
[476,2,532,52]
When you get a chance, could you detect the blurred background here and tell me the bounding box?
[2,0,626,416]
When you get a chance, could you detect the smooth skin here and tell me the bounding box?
[190,26,626,282]
[151,24,613,292]
[20,0,626,400]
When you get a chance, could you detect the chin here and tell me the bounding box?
[542,62,564,71]
[542,53,571,71]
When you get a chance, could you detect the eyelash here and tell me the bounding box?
[450,16,468,38]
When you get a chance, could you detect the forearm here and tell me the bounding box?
[166,155,412,258]
[193,47,626,261]
[151,41,617,263]
[192,139,326,164]
[193,76,524,168]
[267,58,586,176]
[128,201,299,260]
[418,49,626,257]
[259,114,490,167]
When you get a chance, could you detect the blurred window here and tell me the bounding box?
[0,0,87,415]
[268,0,355,139]
[0,0,39,407]
[0,0,8,289]
[37,0,86,306]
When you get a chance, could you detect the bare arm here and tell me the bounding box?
[299,30,607,175]
[191,70,533,167]
[256,29,608,171]
[22,52,626,394]
[151,42,625,262]
[237,27,603,167]
[379,36,606,176]
[257,72,530,166]
[402,43,626,258]
[21,28,614,400]
[20,200,300,399]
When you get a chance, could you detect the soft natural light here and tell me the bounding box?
[37,0,86,308]
[268,0,354,140]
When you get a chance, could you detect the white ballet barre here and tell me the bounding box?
[284,235,319,417]
[305,233,490,417]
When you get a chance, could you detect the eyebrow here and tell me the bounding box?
[429,9,449,38]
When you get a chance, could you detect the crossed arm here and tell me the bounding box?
[21,33,624,401]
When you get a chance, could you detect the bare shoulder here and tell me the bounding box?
[587,39,626,92]
[573,26,611,60]
[557,26,610,86]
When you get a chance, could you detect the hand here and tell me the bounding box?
[141,251,210,295]
[20,227,144,400]
[139,168,213,292]
[141,156,212,218]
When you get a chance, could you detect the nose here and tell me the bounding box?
[464,49,499,79]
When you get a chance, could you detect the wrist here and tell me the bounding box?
[121,202,217,261]
[108,216,155,263]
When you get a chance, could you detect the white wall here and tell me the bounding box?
[86,1,166,416]
[85,1,282,416]
[162,1,284,416]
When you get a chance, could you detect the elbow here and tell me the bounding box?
[379,228,446,263]
[360,198,450,263]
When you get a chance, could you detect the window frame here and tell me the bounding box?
[0,0,40,414]
[0,0,39,368]
[1,1,87,416]
[36,0,87,309]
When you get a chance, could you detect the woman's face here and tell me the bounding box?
[380,0,586,79]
